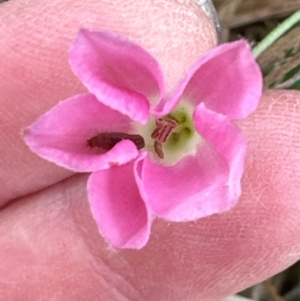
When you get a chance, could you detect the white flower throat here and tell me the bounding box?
[136,102,202,165]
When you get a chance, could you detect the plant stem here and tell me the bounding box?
[253,10,300,58]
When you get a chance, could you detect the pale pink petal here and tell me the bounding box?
[87,155,153,249]
[193,103,247,201]
[153,41,262,119]
[69,29,165,124]
[24,94,139,172]
[136,143,230,221]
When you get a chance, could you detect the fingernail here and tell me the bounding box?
[193,0,221,42]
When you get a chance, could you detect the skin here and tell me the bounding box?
[0,0,300,300]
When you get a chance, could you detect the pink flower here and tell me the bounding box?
[24,29,262,249]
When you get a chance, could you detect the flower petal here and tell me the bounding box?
[137,104,246,222]
[87,155,153,249]
[136,144,230,221]
[193,102,247,203]
[69,29,165,124]
[24,93,139,172]
[154,41,262,119]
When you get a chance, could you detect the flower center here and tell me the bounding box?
[136,101,202,165]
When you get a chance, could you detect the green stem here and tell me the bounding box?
[253,9,300,58]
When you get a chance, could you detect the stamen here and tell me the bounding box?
[154,141,164,159]
[151,118,178,158]
[87,132,145,150]
[151,118,178,143]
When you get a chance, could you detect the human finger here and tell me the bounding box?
[0,90,300,301]
[0,0,217,205]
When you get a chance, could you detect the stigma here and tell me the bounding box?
[87,132,145,150]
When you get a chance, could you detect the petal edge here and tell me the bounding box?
[69,29,165,124]
[24,94,139,172]
[88,158,153,249]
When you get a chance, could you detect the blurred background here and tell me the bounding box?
[214,0,300,90]
[214,0,300,42]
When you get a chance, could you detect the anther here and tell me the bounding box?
[154,141,164,159]
[151,118,178,158]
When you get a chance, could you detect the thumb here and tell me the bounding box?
[0,0,217,205]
